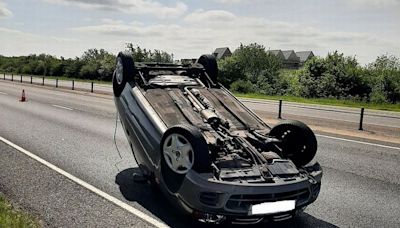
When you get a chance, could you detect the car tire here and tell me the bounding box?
[160,124,211,193]
[269,120,317,167]
[197,54,218,84]
[113,52,134,97]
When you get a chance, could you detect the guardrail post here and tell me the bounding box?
[42,77,44,85]
[359,108,365,131]
[30,76,33,84]
[20,75,22,83]
[11,74,13,81]
[91,82,94,93]
[72,80,74,90]
[3,73,5,80]
[278,100,283,119]
[56,78,58,88]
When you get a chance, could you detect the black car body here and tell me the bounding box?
[113,53,322,224]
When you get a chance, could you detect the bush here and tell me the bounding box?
[230,80,255,93]
[218,55,245,87]
[218,43,282,93]
[298,52,372,100]
[370,89,388,103]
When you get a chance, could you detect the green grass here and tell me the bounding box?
[3,71,399,112]
[0,194,40,228]
[234,93,400,112]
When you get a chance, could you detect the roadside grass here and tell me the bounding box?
[0,194,40,228]
[3,72,399,112]
[234,93,400,112]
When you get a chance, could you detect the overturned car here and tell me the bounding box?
[113,52,322,224]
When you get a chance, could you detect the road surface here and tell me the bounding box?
[2,74,399,129]
[1,81,400,227]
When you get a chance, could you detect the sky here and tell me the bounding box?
[0,0,399,65]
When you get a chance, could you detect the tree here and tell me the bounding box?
[233,43,280,83]
[79,49,116,80]
[218,43,282,93]
[126,43,173,63]
[367,54,400,103]
[298,51,371,100]
[218,55,245,87]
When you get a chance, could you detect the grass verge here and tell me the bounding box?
[0,194,40,228]
[234,93,400,112]
[2,73,399,112]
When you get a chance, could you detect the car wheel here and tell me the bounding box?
[269,120,317,167]
[113,52,134,97]
[197,54,218,84]
[160,124,211,193]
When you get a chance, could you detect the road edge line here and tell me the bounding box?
[0,136,168,228]
[51,104,74,111]
[316,134,400,150]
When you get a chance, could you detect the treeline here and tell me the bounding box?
[0,43,173,81]
[219,43,400,104]
[1,43,399,104]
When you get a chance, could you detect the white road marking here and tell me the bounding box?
[52,104,74,111]
[0,91,7,95]
[316,134,400,151]
[0,136,169,228]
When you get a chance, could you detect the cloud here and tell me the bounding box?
[212,0,246,3]
[69,9,399,64]
[184,9,236,23]
[0,27,83,57]
[346,0,400,8]
[43,0,188,18]
[0,2,12,18]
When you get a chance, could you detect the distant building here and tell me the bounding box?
[281,50,300,69]
[267,50,285,61]
[212,47,232,60]
[295,51,314,65]
[268,49,314,69]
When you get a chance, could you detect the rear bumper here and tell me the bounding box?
[169,168,322,223]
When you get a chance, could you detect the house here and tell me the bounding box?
[267,49,303,69]
[296,51,314,64]
[267,49,315,69]
[267,50,285,61]
[212,47,232,60]
[281,50,301,69]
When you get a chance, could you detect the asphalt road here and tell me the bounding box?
[2,75,400,129]
[241,98,400,128]
[1,81,400,227]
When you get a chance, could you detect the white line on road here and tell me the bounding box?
[316,134,400,151]
[0,136,169,228]
[0,91,7,95]
[52,104,74,111]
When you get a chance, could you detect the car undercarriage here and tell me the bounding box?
[113,53,322,224]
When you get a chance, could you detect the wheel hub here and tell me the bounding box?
[163,133,194,174]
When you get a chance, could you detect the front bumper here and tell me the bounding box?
[171,168,322,223]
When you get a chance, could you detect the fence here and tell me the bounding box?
[1,73,109,94]
[277,99,366,130]
[2,73,399,131]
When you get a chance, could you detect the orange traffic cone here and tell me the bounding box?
[20,89,26,102]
